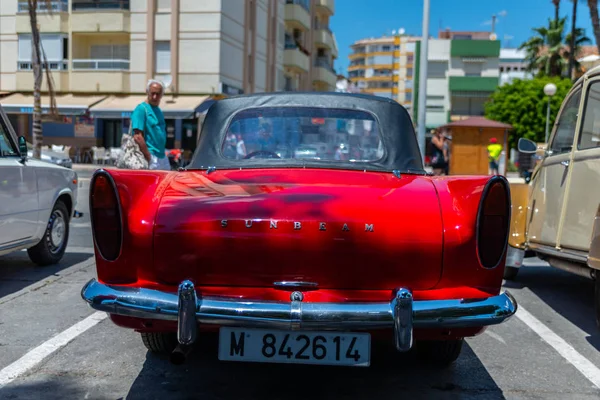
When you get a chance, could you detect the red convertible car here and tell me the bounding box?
[81,92,517,367]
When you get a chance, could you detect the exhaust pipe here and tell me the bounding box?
[547,257,595,280]
[170,344,193,365]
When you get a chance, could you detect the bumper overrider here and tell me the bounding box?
[81,278,517,352]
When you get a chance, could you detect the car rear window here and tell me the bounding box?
[220,107,384,162]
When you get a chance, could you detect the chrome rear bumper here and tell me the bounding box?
[81,278,517,352]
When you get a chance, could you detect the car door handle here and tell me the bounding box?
[561,160,570,167]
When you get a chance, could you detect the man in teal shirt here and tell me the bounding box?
[132,79,169,170]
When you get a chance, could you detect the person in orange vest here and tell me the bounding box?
[487,137,503,175]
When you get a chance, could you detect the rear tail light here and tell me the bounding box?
[90,171,122,261]
[476,176,510,269]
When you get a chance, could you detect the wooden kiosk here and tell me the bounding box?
[439,116,512,175]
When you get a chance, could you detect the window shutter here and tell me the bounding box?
[155,42,171,73]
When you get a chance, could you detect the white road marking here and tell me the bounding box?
[0,312,107,387]
[484,330,506,345]
[515,305,600,389]
[70,223,92,228]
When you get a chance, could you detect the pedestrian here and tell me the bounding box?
[430,129,447,176]
[487,137,503,175]
[130,79,169,170]
[442,130,452,175]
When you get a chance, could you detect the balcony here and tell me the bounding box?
[314,28,337,57]
[315,0,334,15]
[313,58,336,88]
[283,34,310,72]
[16,1,69,33]
[285,1,311,30]
[16,60,69,92]
[70,59,130,93]
[71,1,131,33]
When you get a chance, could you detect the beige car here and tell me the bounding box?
[515,66,600,328]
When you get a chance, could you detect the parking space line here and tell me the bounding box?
[0,312,107,388]
[515,304,600,389]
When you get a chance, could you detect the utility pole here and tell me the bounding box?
[491,15,496,33]
[416,0,430,162]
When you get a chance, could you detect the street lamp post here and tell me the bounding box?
[544,83,557,144]
[416,0,430,162]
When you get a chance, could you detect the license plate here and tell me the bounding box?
[218,327,370,367]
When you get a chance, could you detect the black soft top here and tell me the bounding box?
[188,92,425,174]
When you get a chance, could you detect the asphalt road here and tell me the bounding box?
[1,171,600,399]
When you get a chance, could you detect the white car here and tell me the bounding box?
[0,105,80,265]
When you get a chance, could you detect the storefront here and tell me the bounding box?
[0,93,106,147]
[88,95,216,155]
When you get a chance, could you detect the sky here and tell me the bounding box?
[330,0,599,75]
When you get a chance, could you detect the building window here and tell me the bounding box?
[405,92,412,102]
[406,68,413,77]
[382,45,391,52]
[18,33,68,70]
[155,0,171,11]
[155,41,171,74]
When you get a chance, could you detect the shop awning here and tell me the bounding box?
[0,93,107,115]
[89,95,213,119]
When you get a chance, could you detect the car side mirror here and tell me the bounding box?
[18,136,27,161]
[517,138,537,154]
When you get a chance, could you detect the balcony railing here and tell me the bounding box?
[18,0,68,12]
[18,60,68,71]
[72,59,130,70]
[72,1,130,11]
[285,33,310,55]
[315,58,335,73]
[286,0,310,11]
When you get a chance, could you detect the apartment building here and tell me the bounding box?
[499,48,533,86]
[347,34,418,111]
[0,0,337,152]
[283,0,337,91]
[412,32,500,128]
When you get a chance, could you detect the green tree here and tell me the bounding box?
[520,17,590,77]
[484,76,573,149]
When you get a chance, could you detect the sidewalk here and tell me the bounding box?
[72,163,115,172]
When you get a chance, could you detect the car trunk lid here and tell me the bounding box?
[152,169,443,290]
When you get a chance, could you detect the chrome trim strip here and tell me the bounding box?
[274,281,318,288]
[528,242,588,263]
[82,279,517,350]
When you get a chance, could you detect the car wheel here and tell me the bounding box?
[27,200,70,266]
[141,332,178,354]
[504,266,520,280]
[417,339,463,366]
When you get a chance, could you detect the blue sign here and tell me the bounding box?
[121,112,132,118]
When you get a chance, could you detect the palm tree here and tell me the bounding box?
[568,0,578,78]
[26,0,58,160]
[553,0,561,21]
[520,17,590,77]
[588,0,600,55]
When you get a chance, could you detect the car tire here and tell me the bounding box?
[503,266,519,280]
[595,276,600,330]
[141,332,178,354]
[417,339,463,366]
[27,200,70,266]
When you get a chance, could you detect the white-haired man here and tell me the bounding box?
[131,79,169,170]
